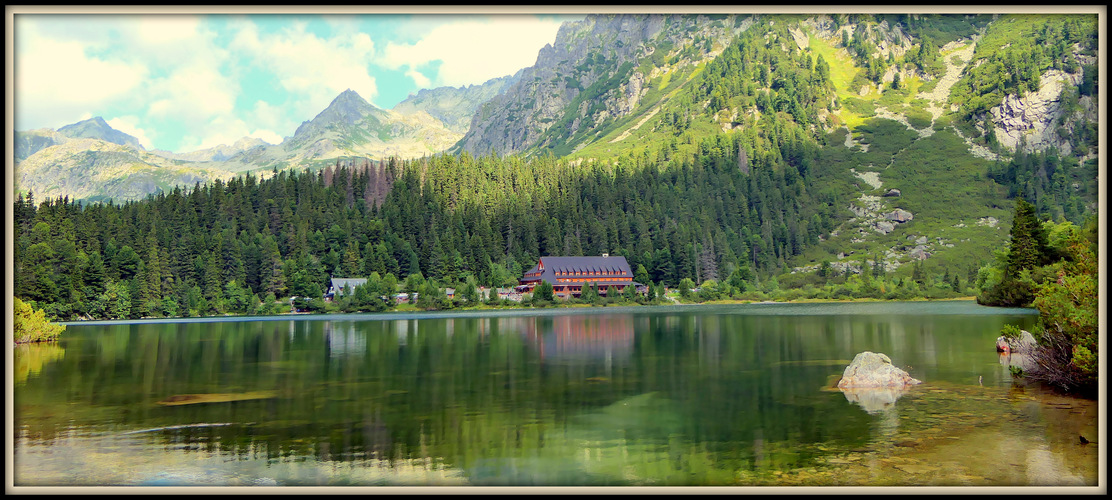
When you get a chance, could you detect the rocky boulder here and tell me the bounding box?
[872,220,896,234]
[883,188,901,197]
[995,329,1037,354]
[837,351,921,389]
[884,209,914,223]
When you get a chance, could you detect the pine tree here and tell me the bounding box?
[1005,198,1051,277]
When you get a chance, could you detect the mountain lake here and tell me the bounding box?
[12,300,1101,489]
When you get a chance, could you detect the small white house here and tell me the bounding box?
[325,277,368,301]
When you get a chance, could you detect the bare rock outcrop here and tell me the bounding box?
[988,69,1084,155]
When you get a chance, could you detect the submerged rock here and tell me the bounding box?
[837,351,921,389]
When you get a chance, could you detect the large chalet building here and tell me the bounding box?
[517,254,640,299]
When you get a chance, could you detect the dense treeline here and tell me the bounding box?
[987,147,1098,225]
[14,121,850,321]
[692,22,835,127]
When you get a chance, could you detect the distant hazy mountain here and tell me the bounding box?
[57,116,144,150]
[13,90,466,201]
[154,137,272,162]
[14,136,234,203]
[214,89,464,171]
[392,71,522,134]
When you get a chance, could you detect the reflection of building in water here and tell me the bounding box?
[323,322,366,357]
[522,315,635,362]
[395,319,418,345]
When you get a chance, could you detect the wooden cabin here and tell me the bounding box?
[518,254,641,298]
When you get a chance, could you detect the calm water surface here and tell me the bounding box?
[13,301,1100,487]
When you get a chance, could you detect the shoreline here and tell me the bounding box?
[52,296,1006,326]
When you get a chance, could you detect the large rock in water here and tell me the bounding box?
[837,351,921,389]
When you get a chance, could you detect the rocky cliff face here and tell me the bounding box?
[454,14,746,157]
[988,67,1095,157]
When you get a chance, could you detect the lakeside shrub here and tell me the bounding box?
[14,298,65,343]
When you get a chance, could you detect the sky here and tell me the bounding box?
[14,11,583,153]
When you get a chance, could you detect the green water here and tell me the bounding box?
[13,301,1098,487]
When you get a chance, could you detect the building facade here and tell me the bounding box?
[324,277,368,301]
[517,254,639,299]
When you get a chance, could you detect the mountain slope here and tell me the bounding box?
[57,116,144,150]
[392,71,522,134]
[15,137,234,202]
[15,129,68,161]
[452,14,751,157]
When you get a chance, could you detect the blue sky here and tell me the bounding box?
[14,11,582,153]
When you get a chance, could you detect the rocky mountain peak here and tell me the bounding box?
[292,89,382,141]
[321,89,378,122]
[57,116,143,150]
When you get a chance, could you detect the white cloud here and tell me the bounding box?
[406,69,432,89]
[14,20,148,130]
[247,129,283,145]
[249,100,287,133]
[106,116,154,149]
[132,15,203,45]
[15,15,241,152]
[178,116,258,152]
[227,18,379,119]
[380,15,565,88]
[16,14,572,153]
[146,61,238,122]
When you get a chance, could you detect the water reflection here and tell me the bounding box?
[525,315,635,363]
[999,352,1037,373]
[13,343,65,385]
[17,302,1070,486]
[840,386,912,414]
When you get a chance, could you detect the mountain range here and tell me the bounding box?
[13,73,519,203]
[14,13,1099,208]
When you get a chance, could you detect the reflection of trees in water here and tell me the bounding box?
[14,343,65,385]
[20,309,1039,484]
